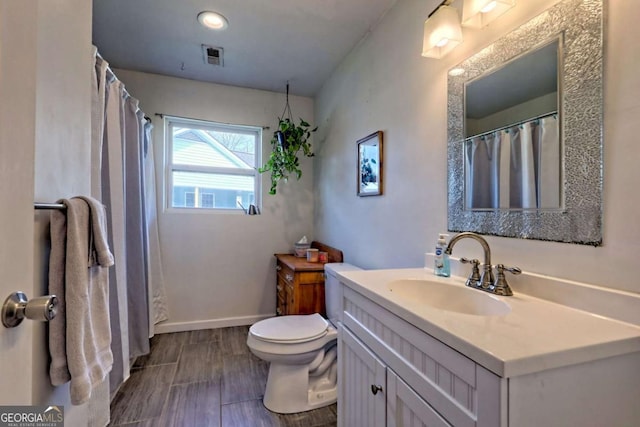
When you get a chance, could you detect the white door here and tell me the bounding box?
[0,1,39,405]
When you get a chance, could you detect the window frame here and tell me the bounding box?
[164,116,261,213]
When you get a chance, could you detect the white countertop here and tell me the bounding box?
[337,268,640,378]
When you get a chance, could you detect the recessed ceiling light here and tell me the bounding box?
[197,11,229,30]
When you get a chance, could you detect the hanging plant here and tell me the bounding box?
[258,84,317,195]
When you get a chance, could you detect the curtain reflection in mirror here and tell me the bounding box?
[465,114,559,210]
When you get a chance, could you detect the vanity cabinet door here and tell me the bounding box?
[339,326,386,427]
[341,286,506,427]
[387,370,451,427]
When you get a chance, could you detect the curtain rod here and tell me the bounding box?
[95,49,150,123]
[466,111,558,141]
[34,203,66,210]
[154,113,270,130]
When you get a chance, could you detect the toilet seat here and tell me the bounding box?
[246,263,361,414]
[250,313,329,343]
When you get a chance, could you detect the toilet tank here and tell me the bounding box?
[324,263,361,326]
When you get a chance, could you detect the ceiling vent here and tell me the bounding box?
[202,45,224,66]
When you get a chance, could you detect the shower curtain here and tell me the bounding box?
[89,47,168,422]
[464,115,559,209]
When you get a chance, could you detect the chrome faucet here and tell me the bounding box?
[444,232,520,296]
[444,232,494,290]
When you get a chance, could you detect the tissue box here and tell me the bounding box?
[294,242,311,257]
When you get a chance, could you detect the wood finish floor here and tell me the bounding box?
[109,326,337,427]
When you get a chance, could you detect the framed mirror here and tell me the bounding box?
[464,37,561,211]
[447,0,603,245]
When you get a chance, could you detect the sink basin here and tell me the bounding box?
[387,279,511,316]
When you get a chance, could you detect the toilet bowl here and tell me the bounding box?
[247,314,338,414]
[247,262,360,414]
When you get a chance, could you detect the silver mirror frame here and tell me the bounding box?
[447,0,603,245]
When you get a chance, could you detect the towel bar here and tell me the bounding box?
[34,202,66,210]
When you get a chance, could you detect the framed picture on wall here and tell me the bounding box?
[357,131,383,197]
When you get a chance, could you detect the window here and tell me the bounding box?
[166,117,261,210]
[201,193,215,208]
[185,192,195,207]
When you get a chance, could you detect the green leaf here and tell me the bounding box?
[259,115,317,195]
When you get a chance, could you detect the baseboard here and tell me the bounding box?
[154,313,274,334]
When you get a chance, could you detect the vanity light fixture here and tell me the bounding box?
[422,3,463,59]
[461,0,515,29]
[197,11,229,30]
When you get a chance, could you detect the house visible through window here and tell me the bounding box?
[185,192,196,207]
[166,117,261,210]
[201,193,215,208]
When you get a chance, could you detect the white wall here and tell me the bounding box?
[0,0,92,424]
[314,0,640,295]
[467,91,557,137]
[114,70,315,330]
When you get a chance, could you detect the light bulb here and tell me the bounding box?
[197,11,229,30]
[436,38,450,47]
[203,15,224,28]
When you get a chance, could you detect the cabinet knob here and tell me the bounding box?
[276,265,282,271]
[370,384,383,395]
[285,274,293,282]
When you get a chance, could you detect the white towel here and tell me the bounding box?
[48,197,114,405]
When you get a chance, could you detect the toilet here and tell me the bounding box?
[247,262,361,414]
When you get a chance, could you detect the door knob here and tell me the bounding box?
[2,291,58,328]
[371,384,383,395]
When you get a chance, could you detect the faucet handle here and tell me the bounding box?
[492,264,521,296]
[460,258,481,288]
[499,265,522,275]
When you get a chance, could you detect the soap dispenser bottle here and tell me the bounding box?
[434,233,450,277]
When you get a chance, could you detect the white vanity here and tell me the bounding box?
[336,268,640,427]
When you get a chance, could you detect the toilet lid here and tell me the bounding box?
[251,313,328,343]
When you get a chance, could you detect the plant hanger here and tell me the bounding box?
[280,82,293,122]
[275,83,294,149]
[258,82,317,195]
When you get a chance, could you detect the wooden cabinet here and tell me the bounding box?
[275,241,343,316]
[275,254,326,316]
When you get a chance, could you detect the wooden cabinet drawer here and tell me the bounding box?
[276,276,286,296]
[287,283,295,310]
[275,254,327,316]
[297,271,324,284]
[278,265,323,285]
